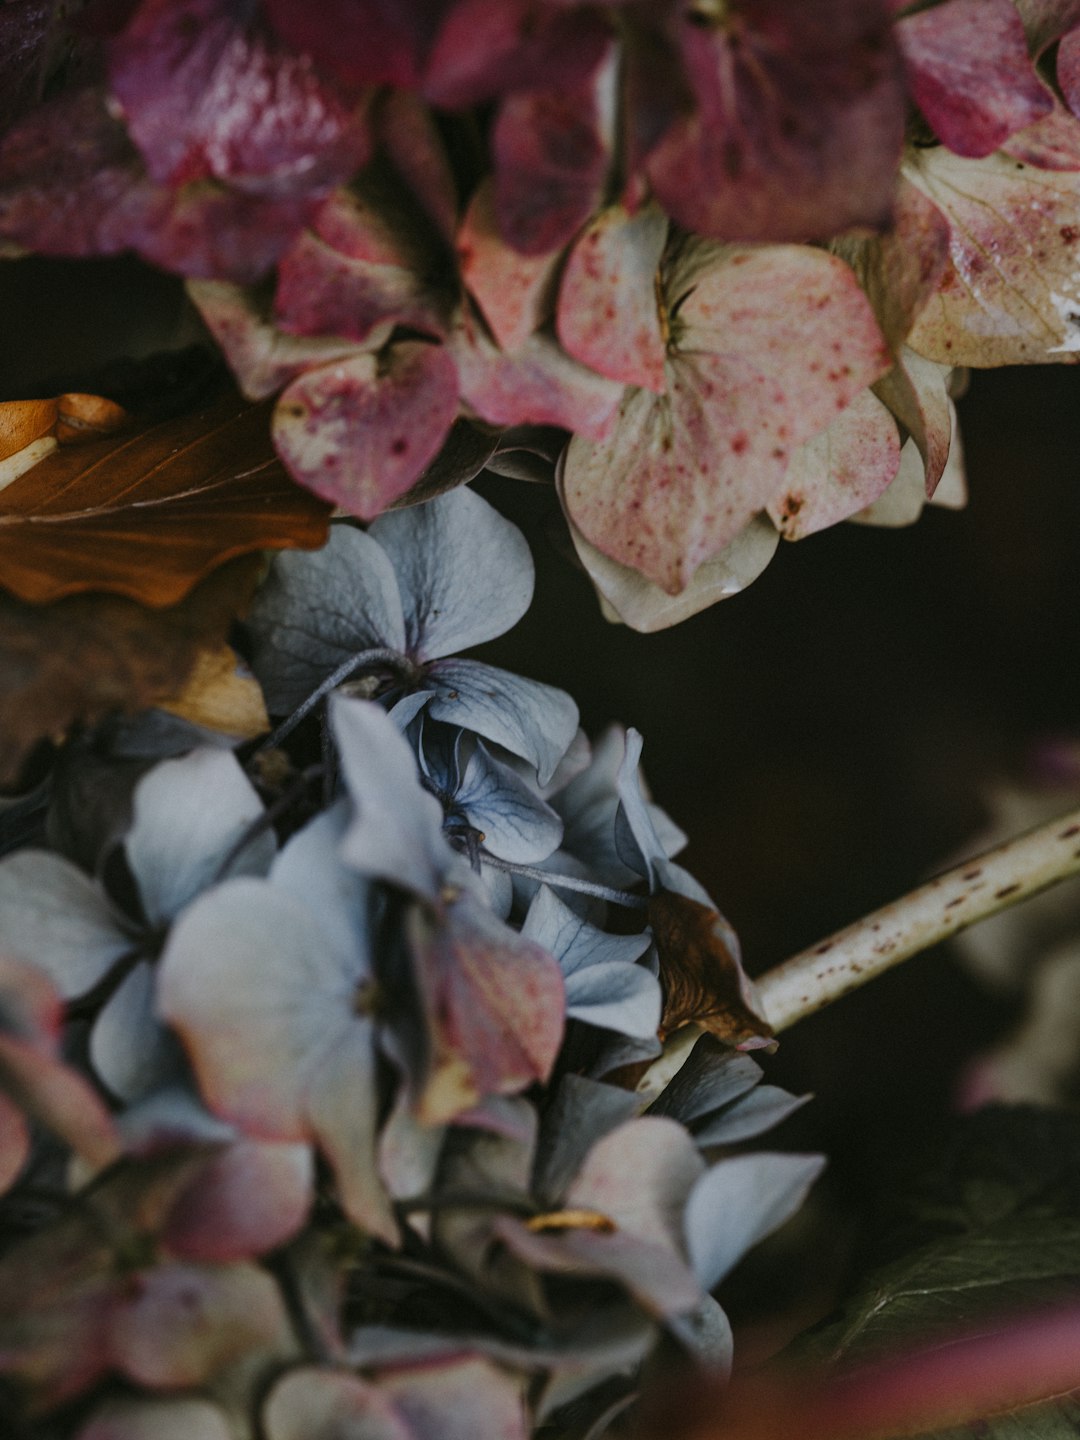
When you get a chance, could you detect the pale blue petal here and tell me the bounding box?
[692,1086,811,1148]
[533,1074,641,1204]
[370,487,534,661]
[666,1296,733,1378]
[332,697,451,900]
[127,749,274,926]
[648,1036,762,1127]
[247,524,407,714]
[685,1153,826,1292]
[425,660,578,785]
[613,729,667,887]
[90,960,187,1102]
[271,803,372,972]
[564,962,662,1039]
[0,851,131,995]
[457,743,562,864]
[522,885,650,976]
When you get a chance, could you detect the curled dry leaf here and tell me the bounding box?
[0,556,263,785]
[156,645,270,741]
[648,890,774,1051]
[0,393,130,489]
[0,391,330,605]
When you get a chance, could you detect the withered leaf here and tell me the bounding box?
[0,392,330,605]
[0,557,262,785]
[648,890,774,1050]
[0,393,130,488]
[157,644,269,741]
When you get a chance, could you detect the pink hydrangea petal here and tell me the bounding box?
[452,310,623,440]
[899,0,1052,158]
[262,0,446,89]
[674,243,892,446]
[273,342,459,518]
[1002,102,1080,170]
[557,203,667,393]
[409,898,566,1124]
[766,389,901,540]
[458,178,561,352]
[561,353,791,594]
[905,147,1080,364]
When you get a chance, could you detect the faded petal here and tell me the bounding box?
[459,177,561,352]
[264,1365,413,1440]
[557,203,667,393]
[90,960,186,1102]
[905,148,1080,364]
[408,894,565,1123]
[79,1396,233,1440]
[766,389,901,541]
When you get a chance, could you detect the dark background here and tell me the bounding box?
[3,254,1079,1345]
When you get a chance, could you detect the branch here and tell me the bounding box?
[755,803,1080,1033]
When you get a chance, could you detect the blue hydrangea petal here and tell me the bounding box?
[370,488,534,661]
[247,524,407,715]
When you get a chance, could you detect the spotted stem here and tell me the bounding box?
[756,803,1080,1032]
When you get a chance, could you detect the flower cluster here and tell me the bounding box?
[5,2,1080,626]
[0,489,819,1438]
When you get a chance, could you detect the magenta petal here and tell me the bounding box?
[424,0,610,108]
[408,897,565,1123]
[557,204,667,393]
[108,0,369,192]
[1002,102,1080,170]
[458,178,561,352]
[0,89,317,280]
[899,0,1052,157]
[273,342,459,518]
[646,0,905,242]
[493,76,611,255]
[262,0,447,89]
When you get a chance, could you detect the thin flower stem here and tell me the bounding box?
[257,647,416,751]
[481,854,649,909]
[755,802,1080,1033]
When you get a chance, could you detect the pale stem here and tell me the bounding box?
[755,803,1080,1033]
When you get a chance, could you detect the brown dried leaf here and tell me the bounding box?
[0,392,330,605]
[157,644,269,740]
[648,890,774,1050]
[0,556,263,785]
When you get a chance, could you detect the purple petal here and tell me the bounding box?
[108,0,369,192]
[645,0,905,242]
